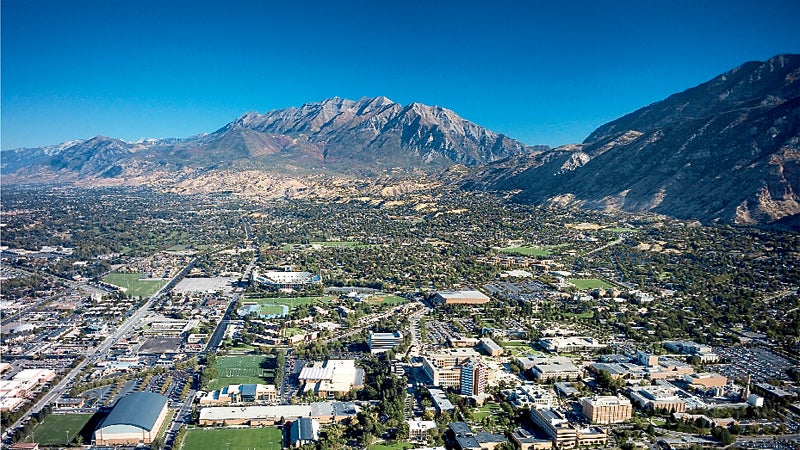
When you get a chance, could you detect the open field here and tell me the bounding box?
[103,272,168,298]
[311,241,369,248]
[605,227,639,233]
[209,355,275,390]
[32,413,94,446]
[566,278,615,290]
[366,294,405,305]
[181,427,282,450]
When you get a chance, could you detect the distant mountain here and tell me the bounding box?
[466,54,800,227]
[1,97,537,184]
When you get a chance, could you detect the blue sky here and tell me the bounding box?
[3,0,800,150]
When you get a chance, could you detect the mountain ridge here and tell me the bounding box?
[467,54,800,227]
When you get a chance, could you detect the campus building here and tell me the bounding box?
[298,359,364,397]
[460,359,487,396]
[93,392,169,446]
[530,356,582,382]
[422,348,482,389]
[369,331,404,354]
[198,383,278,405]
[529,407,578,448]
[433,289,490,305]
[477,337,503,357]
[288,417,320,447]
[252,268,322,289]
[628,386,686,413]
[580,395,632,424]
[199,401,357,426]
[538,336,606,353]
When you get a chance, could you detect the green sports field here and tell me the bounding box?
[181,427,282,450]
[366,294,405,305]
[103,272,167,298]
[566,278,616,290]
[209,355,275,390]
[31,413,94,446]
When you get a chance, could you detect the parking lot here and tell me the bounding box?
[714,346,795,383]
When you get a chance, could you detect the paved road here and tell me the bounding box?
[4,259,195,437]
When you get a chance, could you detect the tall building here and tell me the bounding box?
[580,395,632,424]
[460,359,487,396]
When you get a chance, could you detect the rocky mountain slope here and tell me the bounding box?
[1,97,535,185]
[467,54,800,226]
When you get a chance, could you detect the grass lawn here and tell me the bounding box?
[500,341,537,357]
[181,427,282,450]
[259,304,288,316]
[209,355,275,390]
[367,294,405,305]
[566,278,616,290]
[284,327,305,337]
[103,272,168,298]
[32,413,94,446]
[566,310,595,319]
[369,442,414,450]
[473,403,502,421]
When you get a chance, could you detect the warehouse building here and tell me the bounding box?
[93,392,169,446]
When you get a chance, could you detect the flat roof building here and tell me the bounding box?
[531,356,582,382]
[478,337,503,357]
[298,359,364,397]
[369,331,404,354]
[580,395,632,424]
[93,392,169,446]
[628,386,686,413]
[529,407,577,449]
[538,336,606,353]
[433,290,490,305]
[199,401,357,426]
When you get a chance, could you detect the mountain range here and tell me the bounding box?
[3,54,799,228]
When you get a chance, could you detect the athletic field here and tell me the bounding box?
[31,413,94,446]
[181,427,282,450]
[208,355,275,390]
[103,272,167,298]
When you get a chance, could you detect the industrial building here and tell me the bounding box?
[580,395,632,424]
[93,392,169,446]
